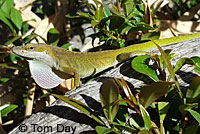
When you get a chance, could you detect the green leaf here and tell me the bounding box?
[139,104,151,130]
[114,95,128,125]
[77,12,94,20]
[1,105,18,117]
[183,125,199,134]
[158,102,170,121]
[94,0,104,20]
[10,54,23,62]
[127,7,144,19]
[100,79,119,123]
[140,81,174,108]
[186,76,200,103]
[191,56,200,68]
[117,39,125,48]
[129,118,140,128]
[0,78,9,83]
[47,28,60,46]
[0,0,13,15]
[4,36,21,46]
[131,55,159,82]
[187,109,200,124]
[123,0,134,17]
[153,40,183,99]
[103,4,112,17]
[129,22,154,31]
[0,63,24,70]
[154,41,175,80]
[174,58,195,73]
[0,9,15,33]
[61,43,71,49]
[102,4,111,30]
[95,126,114,134]
[191,56,200,73]
[109,15,125,30]
[114,77,137,105]
[10,7,23,30]
[141,31,160,41]
[91,20,99,28]
[113,122,139,133]
[51,93,105,125]
[118,24,132,34]
[194,67,200,73]
[179,103,198,117]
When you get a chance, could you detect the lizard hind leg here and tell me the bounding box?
[117,51,147,62]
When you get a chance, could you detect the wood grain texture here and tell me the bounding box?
[9,38,200,134]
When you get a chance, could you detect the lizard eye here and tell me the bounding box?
[29,46,35,50]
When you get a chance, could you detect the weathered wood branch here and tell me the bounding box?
[9,38,200,134]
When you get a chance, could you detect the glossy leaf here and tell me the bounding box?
[61,43,71,49]
[77,12,94,20]
[47,28,60,46]
[153,41,175,80]
[109,15,125,30]
[0,0,13,15]
[186,76,200,103]
[158,102,170,121]
[139,104,151,130]
[4,36,21,46]
[179,103,198,117]
[153,41,183,99]
[103,4,111,30]
[183,125,199,134]
[0,63,23,70]
[114,77,137,105]
[1,105,18,117]
[191,56,200,68]
[0,78,9,83]
[91,20,99,28]
[191,56,200,73]
[113,122,139,133]
[100,79,119,123]
[114,95,128,125]
[94,0,104,20]
[123,0,134,17]
[141,31,160,41]
[129,118,140,128]
[103,4,112,17]
[130,22,154,31]
[131,55,159,82]
[95,126,114,134]
[187,109,200,124]
[51,93,105,125]
[140,81,173,108]
[174,58,195,73]
[0,9,15,33]
[194,67,200,73]
[10,7,23,30]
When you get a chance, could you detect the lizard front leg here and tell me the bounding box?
[60,66,80,88]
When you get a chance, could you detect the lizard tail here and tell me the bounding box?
[116,32,200,62]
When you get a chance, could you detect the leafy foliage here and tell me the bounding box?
[68,0,157,48]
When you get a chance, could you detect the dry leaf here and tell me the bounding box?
[159,20,200,39]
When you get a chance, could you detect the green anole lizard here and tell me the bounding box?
[12,33,200,89]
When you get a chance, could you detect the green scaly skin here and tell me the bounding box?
[12,33,200,88]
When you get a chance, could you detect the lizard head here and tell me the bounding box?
[12,43,53,60]
[12,44,63,89]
